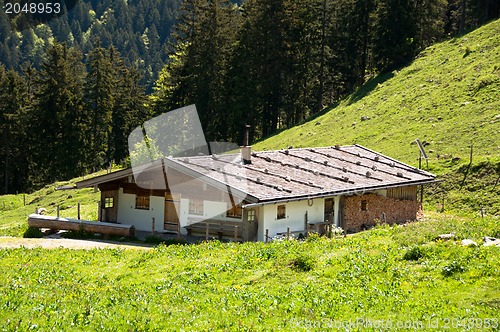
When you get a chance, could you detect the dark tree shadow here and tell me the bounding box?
[347,72,395,105]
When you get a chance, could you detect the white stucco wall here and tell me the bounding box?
[116,189,242,234]
[116,188,163,232]
[257,198,325,241]
[184,200,243,223]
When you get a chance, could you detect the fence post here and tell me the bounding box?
[57,205,60,218]
[152,217,155,237]
[265,229,269,243]
[77,202,81,220]
[286,227,290,240]
[23,194,26,206]
[205,223,209,241]
[234,225,238,242]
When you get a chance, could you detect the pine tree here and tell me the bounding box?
[109,46,148,164]
[83,42,115,170]
[152,0,241,141]
[29,43,86,186]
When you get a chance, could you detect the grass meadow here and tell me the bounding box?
[0,212,499,330]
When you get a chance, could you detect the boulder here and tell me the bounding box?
[483,237,500,247]
[461,239,478,247]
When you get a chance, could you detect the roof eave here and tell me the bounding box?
[243,178,438,208]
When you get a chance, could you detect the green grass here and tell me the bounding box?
[0,213,498,330]
[0,172,104,237]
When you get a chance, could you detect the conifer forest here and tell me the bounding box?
[0,0,498,193]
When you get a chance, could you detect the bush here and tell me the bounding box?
[290,254,315,272]
[403,245,427,261]
[442,260,465,277]
[23,226,44,238]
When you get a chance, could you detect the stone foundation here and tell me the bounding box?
[343,193,421,232]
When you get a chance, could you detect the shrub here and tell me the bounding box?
[290,254,315,272]
[442,260,465,277]
[23,226,44,238]
[403,245,427,261]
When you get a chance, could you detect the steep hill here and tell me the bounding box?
[255,19,500,215]
[255,19,500,165]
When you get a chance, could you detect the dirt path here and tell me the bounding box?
[0,236,152,250]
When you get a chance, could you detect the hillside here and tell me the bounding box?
[0,171,102,237]
[255,19,500,165]
[1,213,499,329]
[255,19,500,215]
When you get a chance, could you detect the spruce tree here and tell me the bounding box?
[83,42,115,170]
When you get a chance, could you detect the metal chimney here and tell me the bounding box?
[241,125,251,164]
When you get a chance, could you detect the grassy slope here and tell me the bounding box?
[0,214,498,329]
[255,19,500,164]
[0,173,103,237]
[255,19,500,215]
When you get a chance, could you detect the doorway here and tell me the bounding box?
[164,192,180,232]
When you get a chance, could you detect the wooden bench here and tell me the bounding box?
[185,219,243,241]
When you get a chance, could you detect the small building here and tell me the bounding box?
[75,145,436,242]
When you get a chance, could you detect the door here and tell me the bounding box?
[164,192,180,232]
[339,196,345,229]
[324,198,334,224]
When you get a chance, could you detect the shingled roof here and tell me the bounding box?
[76,144,436,206]
[171,144,436,204]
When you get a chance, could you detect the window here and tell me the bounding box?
[104,197,114,209]
[227,204,242,219]
[247,209,256,222]
[361,200,367,211]
[135,195,150,210]
[189,200,204,215]
[277,205,286,219]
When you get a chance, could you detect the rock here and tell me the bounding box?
[37,207,47,215]
[435,233,456,241]
[429,149,434,153]
[361,116,369,121]
[451,157,461,163]
[437,116,443,121]
[461,239,478,247]
[495,114,500,120]
[483,237,500,247]
[315,121,321,126]
[352,122,357,126]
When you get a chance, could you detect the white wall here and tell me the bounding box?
[116,188,243,234]
[258,198,325,241]
[116,188,163,232]
[184,200,243,223]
